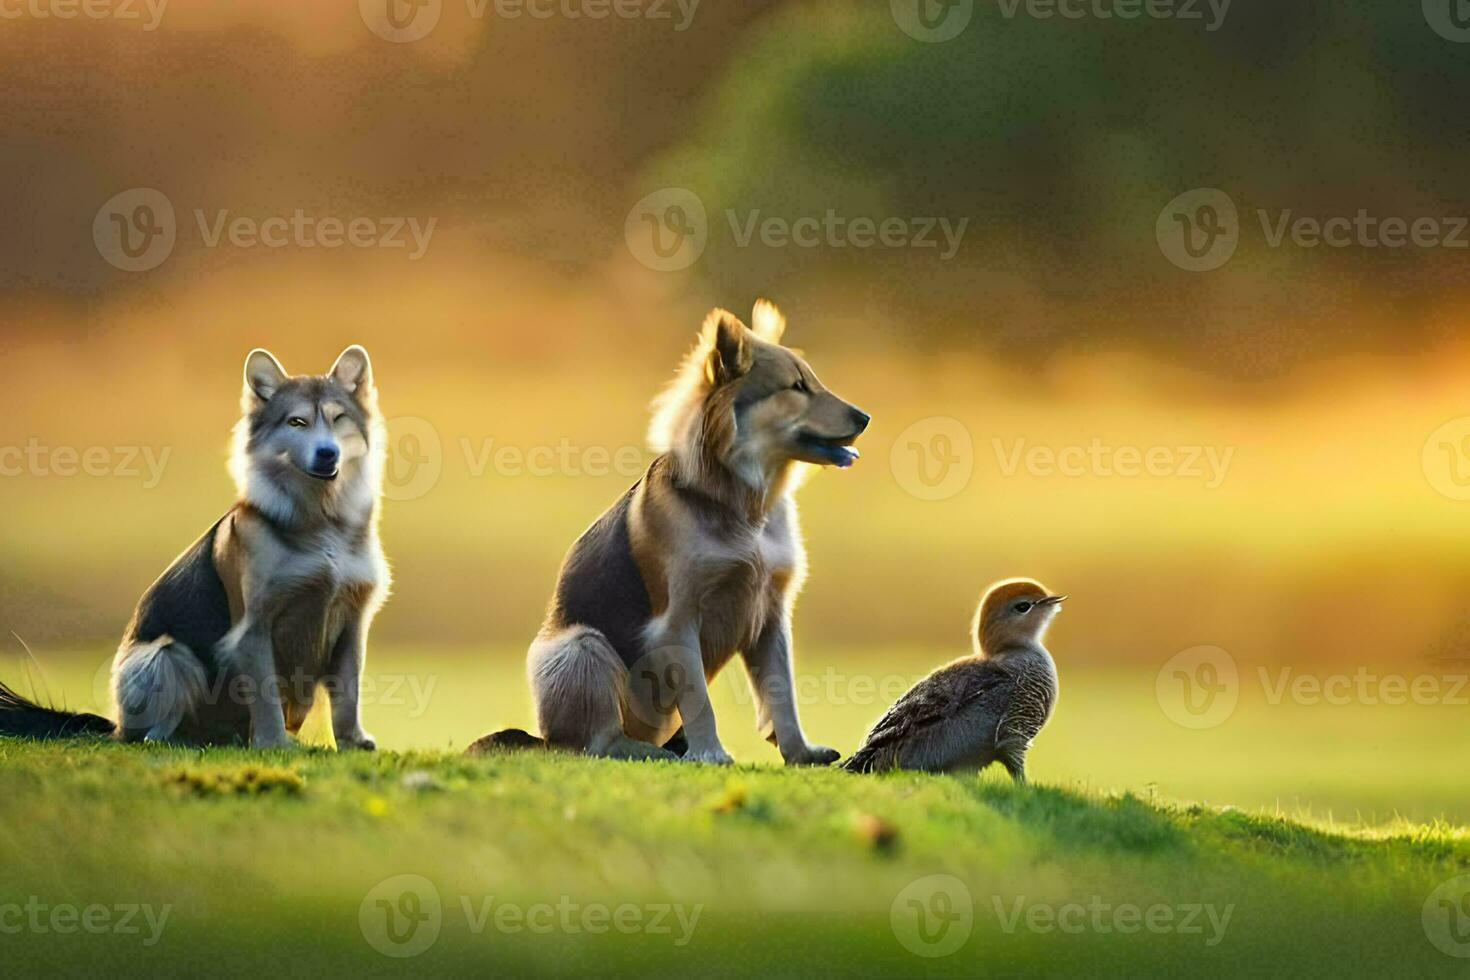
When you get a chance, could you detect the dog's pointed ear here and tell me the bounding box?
[243,349,288,403]
[330,345,373,395]
[703,310,753,386]
[751,299,786,344]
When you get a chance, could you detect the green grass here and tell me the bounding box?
[14,647,1470,825]
[5,649,1470,975]
[1,739,1467,977]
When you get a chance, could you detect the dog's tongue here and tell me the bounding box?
[832,445,861,468]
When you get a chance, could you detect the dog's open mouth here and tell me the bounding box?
[305,467,339,482]
[797,432,862,468]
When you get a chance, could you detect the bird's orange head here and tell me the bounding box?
[973,578,1066,656]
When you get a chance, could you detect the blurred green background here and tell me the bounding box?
[3,1,1470,824]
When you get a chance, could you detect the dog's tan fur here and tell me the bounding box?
[522,301,869,764]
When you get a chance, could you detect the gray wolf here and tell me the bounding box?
[0,346,389,749]
[841,579,1063,780]
[470,300,869,764]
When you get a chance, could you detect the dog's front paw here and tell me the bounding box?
[686,746,734,766]
[338,731,377,751]
[784,743,841,767]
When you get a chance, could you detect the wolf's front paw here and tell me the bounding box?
[686,746,734,766]
[784,743,841,767]
[251,734,298,751]
[338,731,377,751]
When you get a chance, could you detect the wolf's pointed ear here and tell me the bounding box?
[751,299,786,344]
[243,349,288,403]
[703,310,753,386]
[330,345,373,395]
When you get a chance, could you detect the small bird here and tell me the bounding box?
[841,579,1063,782]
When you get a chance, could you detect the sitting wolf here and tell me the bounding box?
[0,346,389,749]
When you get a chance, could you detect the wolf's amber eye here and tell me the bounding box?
[287,417,309,428]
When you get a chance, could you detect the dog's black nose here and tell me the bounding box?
[849,407,871,434]
[314,446,340,468]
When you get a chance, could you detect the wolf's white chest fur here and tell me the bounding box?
[270,527,384,594]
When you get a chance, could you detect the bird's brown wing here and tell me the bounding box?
[854,659,1014,755]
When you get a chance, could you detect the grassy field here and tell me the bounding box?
[1,738,1467,977]
[3,648,1469,975]
[10,646,1470,826]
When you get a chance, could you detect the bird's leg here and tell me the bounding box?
[742,619,838,766]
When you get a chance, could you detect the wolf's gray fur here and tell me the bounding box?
[0,346,390,750]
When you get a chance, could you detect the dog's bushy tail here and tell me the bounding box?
[0,678,114,739]
[464,728,547,755]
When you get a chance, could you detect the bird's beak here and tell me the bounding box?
[1038,594,1068,606]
